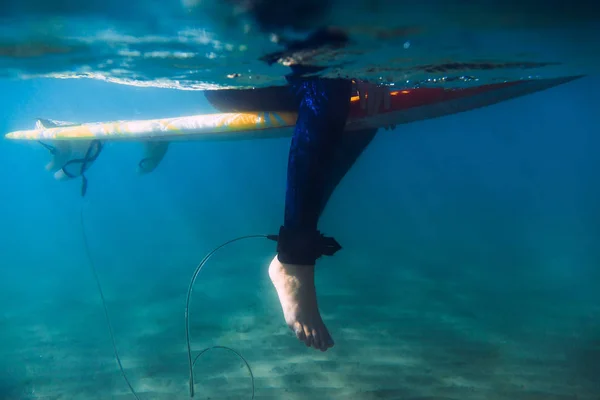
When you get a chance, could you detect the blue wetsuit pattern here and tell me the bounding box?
[276,78,352,264]
[284,78,352,231]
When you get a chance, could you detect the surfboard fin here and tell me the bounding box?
[35,118,80,129]
[38,139,102,197]
[41,140,97,180]
[42,141,73,173]
[319,128,378,217]
[137,142,169,174]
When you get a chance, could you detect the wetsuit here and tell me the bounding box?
[205,79,377,265]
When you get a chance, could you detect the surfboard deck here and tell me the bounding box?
[4,76,582,142]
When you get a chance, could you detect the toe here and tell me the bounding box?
[318,334,329,351]
[293,322,306,342]
[311,328,322,350]
[303,325,313,347]
[323,330,334,351]
[327,335,335,348]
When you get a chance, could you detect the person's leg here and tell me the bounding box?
[318,129,378,217]
[268,77,353,351]
[206,79,381,351]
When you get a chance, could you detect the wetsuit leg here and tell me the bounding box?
[276,78,353,265]
[204,82,377,260]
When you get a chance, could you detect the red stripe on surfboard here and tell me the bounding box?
[348,81,521,118]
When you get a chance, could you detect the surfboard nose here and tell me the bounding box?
[4,129,38,140]
[4,131,25,139]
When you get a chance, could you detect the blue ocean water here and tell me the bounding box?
[2,0,600,88]
[1,73,599,399]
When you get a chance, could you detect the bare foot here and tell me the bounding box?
[268,256,334,351]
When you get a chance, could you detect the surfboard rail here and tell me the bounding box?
[4,76,583,142]
[2,75,583,196]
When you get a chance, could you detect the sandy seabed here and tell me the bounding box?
[3,259,598,400]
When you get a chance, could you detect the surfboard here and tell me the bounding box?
[4,76,581,142]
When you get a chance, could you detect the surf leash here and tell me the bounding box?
[80,206,267,399]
